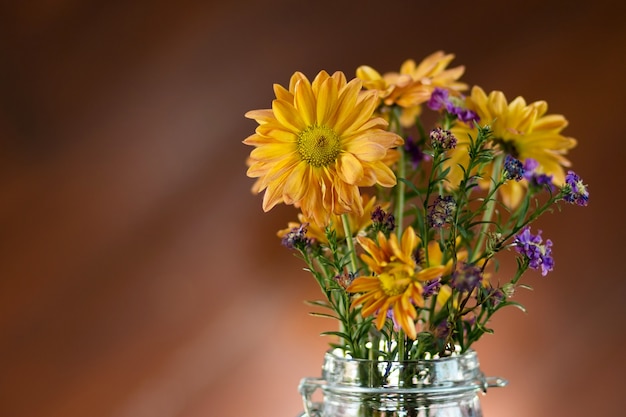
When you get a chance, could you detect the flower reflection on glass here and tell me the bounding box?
[244,51,589,360]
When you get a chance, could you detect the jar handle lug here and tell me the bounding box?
[298,377,325,417]
[482,376,509,392]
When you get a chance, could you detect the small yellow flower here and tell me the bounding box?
[446,86,577,208]
[357,51,467,126]
[347,227,445,339]
[419,239,468,306]
[421,238,467,276]
[244,71,403,227]
[276,194,383,244]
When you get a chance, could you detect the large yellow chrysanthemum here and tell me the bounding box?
[347,227,445,339]
[446,86,577,208]
[356,51,467,126]
[244,71,403,227]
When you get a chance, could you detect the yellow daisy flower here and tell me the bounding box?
[356,51,467,126]
[446,86,577,208]
[347,227,445,339]
[244,71,403,227]
[276,194,383,244]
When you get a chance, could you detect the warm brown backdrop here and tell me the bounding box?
[0,1,624,416]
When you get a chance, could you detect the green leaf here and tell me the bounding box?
[398,177,422,197]
[309,312,339,320]
[320,330,352,340]
[474,319,494,334]
[305,299,332,308]
[497,300,527,313]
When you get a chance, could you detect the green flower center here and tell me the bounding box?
[494,137,520,158]
[297,125,341,167]
[378,273,408,297]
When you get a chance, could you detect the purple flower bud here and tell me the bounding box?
[430,127,457,152]
[335,271,357,289]
[371,206,396,234]
[487,286,505,307]
[428,195,456,228]
[281,223,312,250]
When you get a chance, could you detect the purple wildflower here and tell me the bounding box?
[523,158,539,173]
[523,158,554,189]
[450,263,483,292]
[533,173,554,187]
[427,88,450,111]
[562,171,589,206]
[454,108,479,124]
[422,278,442,298]
[430,127,457,152]
[513,226,554,276]
[281,223,312,250]
[503,155,525,181]
[427,87,479,123]
[404,136,429,169]
[428,195,456,228]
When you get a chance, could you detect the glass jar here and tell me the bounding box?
[298,349,506,417]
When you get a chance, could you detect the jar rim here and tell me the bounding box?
[323,348,478,364]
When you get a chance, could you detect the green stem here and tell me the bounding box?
[398,329,406,361]
[386,107,406,239]
[395,148,406,239]
[341,214,359,274]
[422,152,446,266]
[340,214,359,352]
[302,250,325,291]
[471,155,503,262]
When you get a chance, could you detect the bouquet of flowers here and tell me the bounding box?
[243,51,589,361]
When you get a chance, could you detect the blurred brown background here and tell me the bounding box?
[0,1,624,416]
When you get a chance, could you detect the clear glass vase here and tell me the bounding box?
[298,349,507,417]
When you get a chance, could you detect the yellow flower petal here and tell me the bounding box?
[337,152,364,184]
[316,76,339,126]
[272,99,306,132]
[294,79,316,126]
[283,162,310,204]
